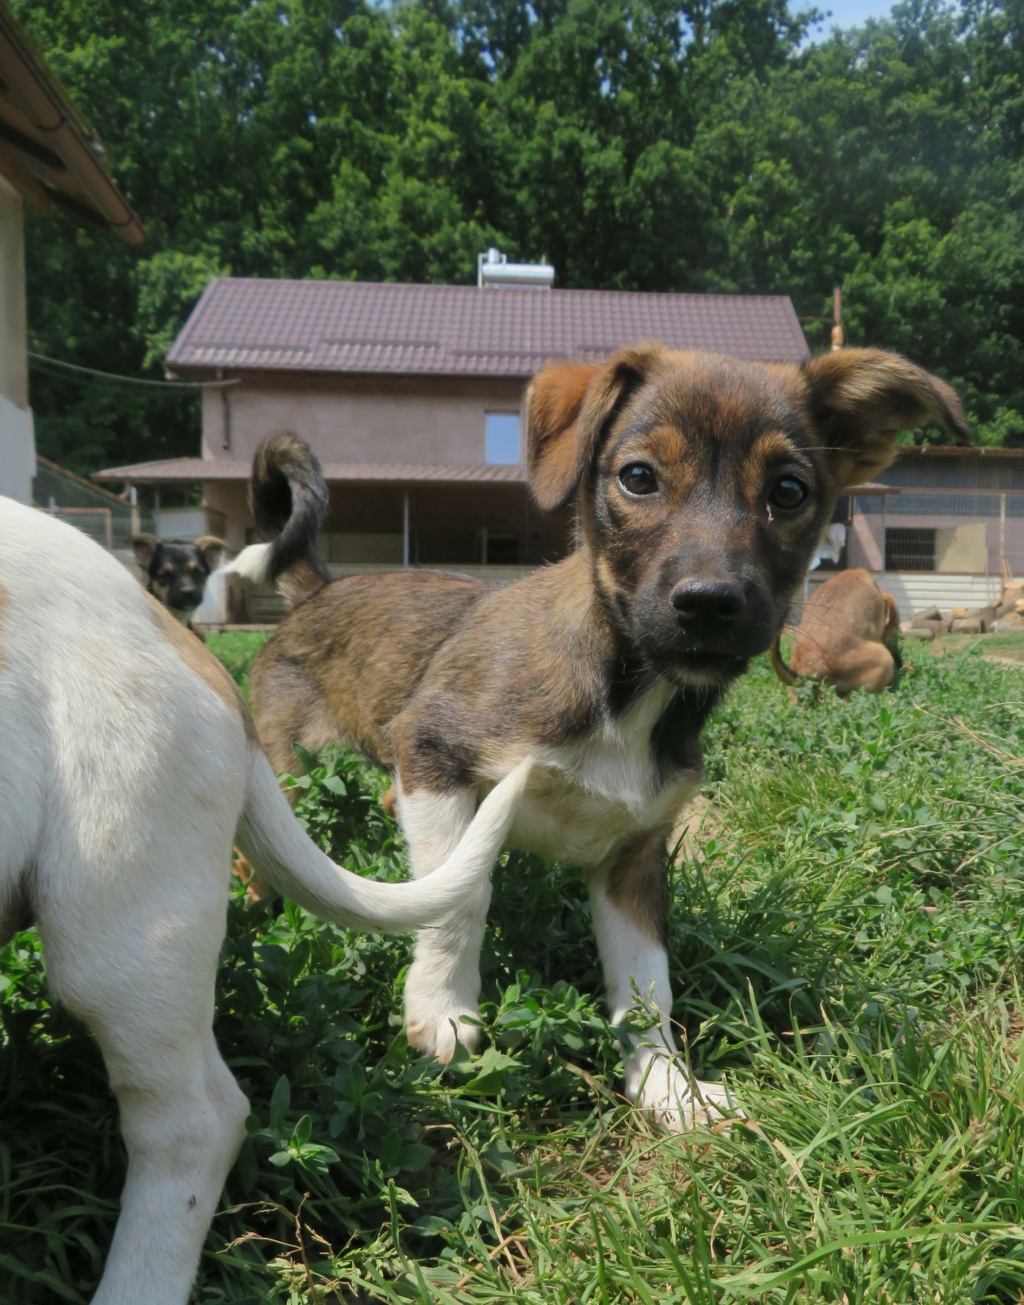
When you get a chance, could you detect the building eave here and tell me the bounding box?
[0,1,144,243]
[895,444,1024,459]
[94,457,531,486]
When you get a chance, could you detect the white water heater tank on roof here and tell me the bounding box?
[477,247,555,289]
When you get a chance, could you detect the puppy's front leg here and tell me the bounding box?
[397,785,486,1061]
[589,832,734,1130]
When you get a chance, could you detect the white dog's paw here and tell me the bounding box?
[404,968,481,1062]
[406,1003,481,1061]
[630,1057,739,1132]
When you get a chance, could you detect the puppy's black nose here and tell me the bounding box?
[671,580,746,631]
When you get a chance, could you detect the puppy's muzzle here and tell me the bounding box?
[670,579,746,637]
[661,575,774,674]
[171,584,204,611]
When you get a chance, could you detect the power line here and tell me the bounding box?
[28,351,239,390]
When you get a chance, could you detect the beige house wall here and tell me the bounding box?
[201,372,526,465]
[198,370,568,564]
[203,481,249,550]
[0,174,34,503]
[849,510,1006,576]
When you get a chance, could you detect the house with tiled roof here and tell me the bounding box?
[96,268,811,619]
[0,0,143,504]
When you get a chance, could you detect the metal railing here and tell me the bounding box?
[33,458,153,551]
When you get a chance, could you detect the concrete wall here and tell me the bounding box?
[798,569,1001,621]
[201,372,525,466]
[878,572,1000,615]
[154,506,208,539]
[0,176,33,502]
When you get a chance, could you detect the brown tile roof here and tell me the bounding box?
[94,457,530,485]
[166,278,810,377]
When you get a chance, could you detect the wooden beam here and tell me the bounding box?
[0,140,51,214]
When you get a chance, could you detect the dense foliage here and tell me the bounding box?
[2,639,1024,1301]
[14,0,1024,471]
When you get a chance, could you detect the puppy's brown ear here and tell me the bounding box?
[800,349,970,486]
[526,343,664,511]
[131,532,159,571]
[194,535,229,570]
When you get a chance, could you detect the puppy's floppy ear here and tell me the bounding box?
[526,343,665,511]
[194,535,230,570]
[799,349,970,486]
[131,532,159,571]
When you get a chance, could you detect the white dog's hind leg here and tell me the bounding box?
[40,854,248,1305]
[588,855,734,1131]
[398,786,485,1061]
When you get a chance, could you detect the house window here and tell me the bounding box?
[885,527,936,571]
[485,412,520,464]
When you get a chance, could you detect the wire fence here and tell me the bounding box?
[33,458,153,551]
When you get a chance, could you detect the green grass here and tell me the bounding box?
[205,629,268,698]
[918,632,1024,665]
[2,649,1024,1302]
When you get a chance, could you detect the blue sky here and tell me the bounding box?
[805,0,897,38]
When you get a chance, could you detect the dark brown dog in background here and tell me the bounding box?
[235,345,967,1128]
[132,533,229,630]
[772,568,901,696]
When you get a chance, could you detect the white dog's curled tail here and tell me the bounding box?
[225,542,273,585]
[235,750,534,933]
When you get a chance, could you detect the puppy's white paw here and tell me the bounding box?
[630,1057,739,1131]
[404,966,481,1062]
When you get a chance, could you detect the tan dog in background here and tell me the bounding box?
[772,568,901,695]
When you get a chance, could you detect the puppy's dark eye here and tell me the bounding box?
[768,476,809,511]
[618,462,658,496]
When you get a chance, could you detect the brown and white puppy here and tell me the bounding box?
[772,568,902,696]
[239,345,968,1128]
[132,533,229,629]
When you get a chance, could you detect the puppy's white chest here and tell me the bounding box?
[508,683,700,865]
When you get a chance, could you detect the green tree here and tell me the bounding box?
[14,0,1024,468]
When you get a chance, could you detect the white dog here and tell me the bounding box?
[0,496,531,1305]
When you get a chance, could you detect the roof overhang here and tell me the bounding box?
[95,455,892,501]
[895,444,1024,459]
[0,2,144,243]
[94,458,530,486]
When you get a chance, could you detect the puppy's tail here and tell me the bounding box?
[236,748,533,934]
[769,636,799,687]
[226,433,330,607]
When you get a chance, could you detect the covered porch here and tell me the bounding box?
[94,456,573,623]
